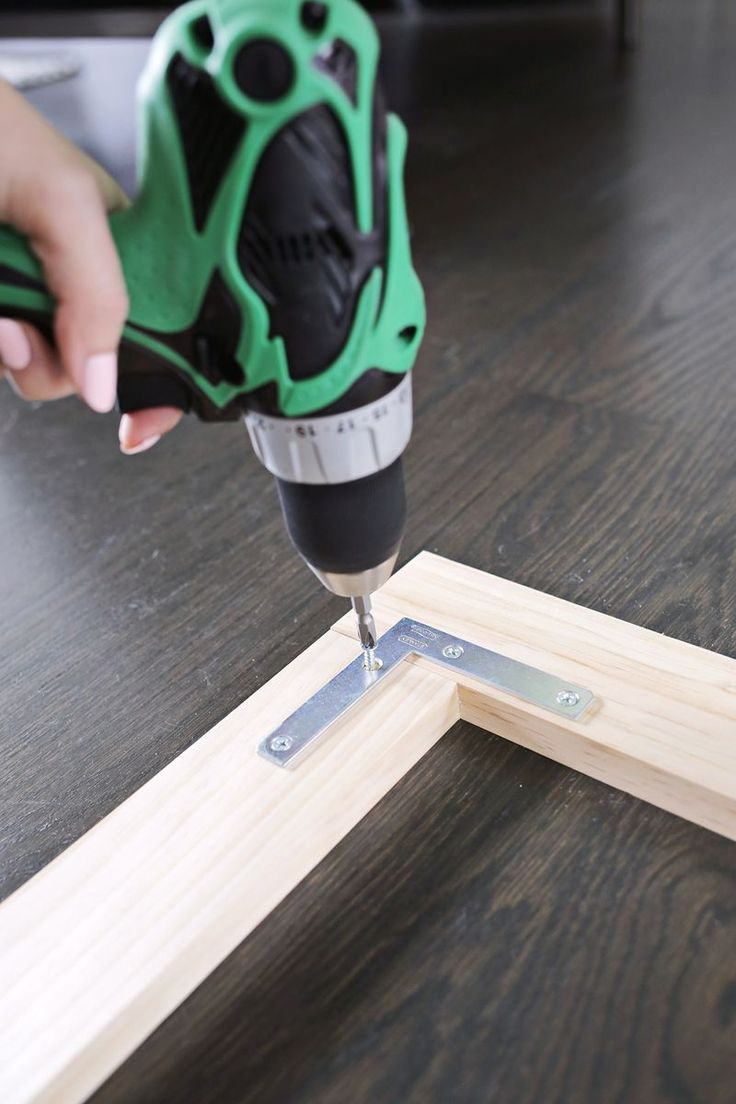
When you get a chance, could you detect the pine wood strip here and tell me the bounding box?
[334,553,736,839]
[0,629,458,1104]
[2,550,735,1104]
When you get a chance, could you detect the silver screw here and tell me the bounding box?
[556,690,580,708]
[270,735,293,752]
[443,644,464,660]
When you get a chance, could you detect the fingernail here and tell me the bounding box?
[84,352,117,413]
[0,319,32,370]
[118,413,133,448]
[120,434,161,456]
[119,413,161,455]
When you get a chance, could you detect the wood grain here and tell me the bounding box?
[335,553,736,839]
[2,4,736,1103]
[0,630,458,1104]
[2,550,734,1104]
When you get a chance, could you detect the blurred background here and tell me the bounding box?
[0,0,637,45]
[0,0,626,9]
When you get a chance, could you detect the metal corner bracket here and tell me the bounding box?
[258,619,597,769]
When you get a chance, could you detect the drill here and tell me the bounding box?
[0,0,425,662]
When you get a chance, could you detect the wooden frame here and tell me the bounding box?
[2,552,735,1104]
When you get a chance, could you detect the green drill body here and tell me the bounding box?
[0,0,426,630]
[0,0,424,421]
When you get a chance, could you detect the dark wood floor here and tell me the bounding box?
[2,3,736,1102]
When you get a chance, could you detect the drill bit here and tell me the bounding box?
[351,595,378,670]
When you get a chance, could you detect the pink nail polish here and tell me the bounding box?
[118,413,133,448]
[84,352,117,413]
[120,434,161,456]
[0,319,32,370]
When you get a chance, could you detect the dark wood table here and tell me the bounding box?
[2,6,735,1102]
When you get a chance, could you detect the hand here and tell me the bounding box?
[0,80,182,453]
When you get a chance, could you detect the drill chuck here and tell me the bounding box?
[276,457,407,598]
[246,372,412,597]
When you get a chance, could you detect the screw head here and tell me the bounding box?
[270,735,293,753]
[556,690,580,708]
[442,644,464,660]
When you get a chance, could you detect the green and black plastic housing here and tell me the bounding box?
[0,0,425,592]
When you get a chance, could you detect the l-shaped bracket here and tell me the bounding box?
[1,551,735,1104]
[260,617,596,768]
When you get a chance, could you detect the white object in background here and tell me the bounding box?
[0,52,80,90]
